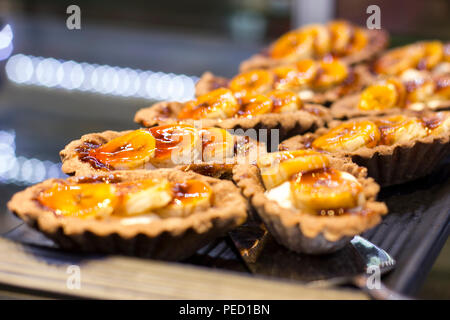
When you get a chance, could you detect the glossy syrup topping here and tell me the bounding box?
[312,120,381,152]
[37,178,212,219]
[77,125,238,170]
[290,168,364,214]
[269,20,369,60]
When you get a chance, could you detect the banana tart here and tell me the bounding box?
[134,88,329,145]
[239,20,388,72]
[331,74,450,118]
[61,124,265,178]
[279,111,450,186]
[7,169,247,260]
[232,150,387,254]
[373,41,450,76]
[196,58,373,104]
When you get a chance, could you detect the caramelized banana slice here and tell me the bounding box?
[267,90,303,113]
[229,69,274,97]
[88,129,156,170]
[374,44,425,75]
[178,88,239,120]
[237,94,273,118]
[358,79,405,110]
[303,24,331,57]
[346,28,368,54]
[433,75,450,99]
[419,41,444,70]
[328,20,353,54]
[422,112,450,135]
[291,168,364,212]
[257,150,330,189]
[314,58,349,88]
[312,120,381,152]
[37,182,117,218]
[200,127,236,163]
[405,77,435,105]
[149,124,198,167]
[156,180,212,218]
[375,115,428,145]
[117,179,173,216]
[273,59,318,90]
[270,30,314,61]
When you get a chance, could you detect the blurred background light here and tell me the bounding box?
[5,54,199,102]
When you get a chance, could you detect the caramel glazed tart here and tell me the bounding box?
[60,128,266,178]
[238,28,389,72]
[232,157,387,254]
[134,100,330,144]
[195,64,374,105]
[279,111,450,186]
[8,169,248,260]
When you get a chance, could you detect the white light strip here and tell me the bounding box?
[5,54,199,101]
[0,130,66,186]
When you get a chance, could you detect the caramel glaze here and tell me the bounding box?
[76,127,247,171]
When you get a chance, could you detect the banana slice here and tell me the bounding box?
[420,41,444,70]
[346,28,368,54]
[374,44,425,75]
[229,69,274,98]
[375,115,428,145]
[237,94,273,118]
[200,127,236,163]
[273,59,318,90]
[302,24,331,57]
[156,180,212,218]
[358,79,405,110]
[89,129,156,170]
[38,182,117,218]
[148,124,199,167]
[267,90,303,113]
[312,120,381,152]
[291,168,364,213]
[178,88,239,120]
[270,30,314,61]
[257,150,330,190]
[273,65,302,91]
[118,179,173,216]
[314,58,349,88]
[433,75,450,99]
[328,20,353,54]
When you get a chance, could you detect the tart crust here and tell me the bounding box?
[239,29,389,72]
[7,169,248,260]
[330,92,450,119]
[232,158,387,254]
[134,101,330,145]
[195,65,374,104]
[279,113,450,186]
[60,129,265,178]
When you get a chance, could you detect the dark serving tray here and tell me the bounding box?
[1,158,449,298]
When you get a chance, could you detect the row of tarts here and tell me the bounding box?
[8,20,450,259]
